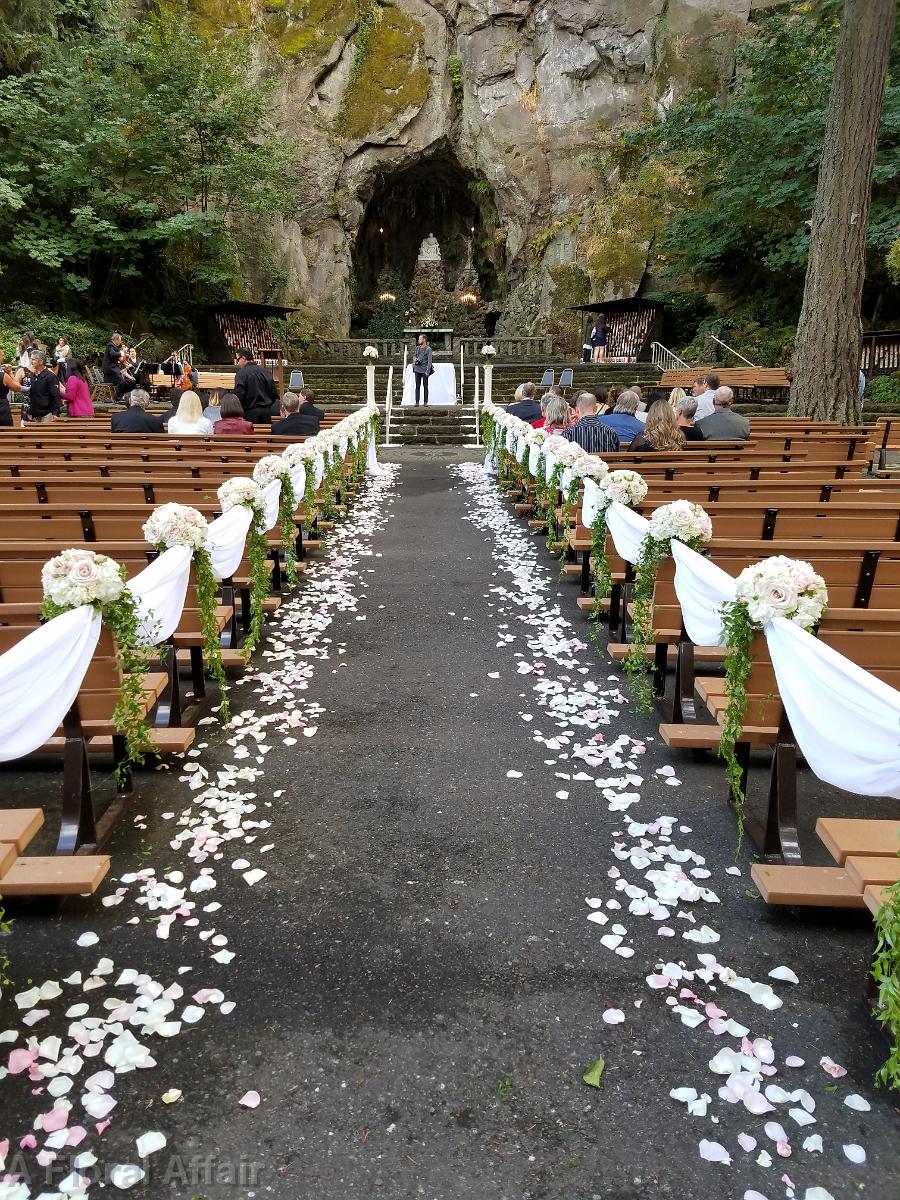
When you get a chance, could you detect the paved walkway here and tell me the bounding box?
[0,449,898,1200]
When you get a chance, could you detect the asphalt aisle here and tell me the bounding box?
[1,449,898,1200]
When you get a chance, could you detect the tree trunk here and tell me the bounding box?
[788,0,896,423]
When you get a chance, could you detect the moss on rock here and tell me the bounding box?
[188,0,253,36]
[336,5,429,140]
[266,0,356,61]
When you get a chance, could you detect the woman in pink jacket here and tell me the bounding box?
[62,359,94,417]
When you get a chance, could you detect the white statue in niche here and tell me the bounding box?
[418,233,441,262]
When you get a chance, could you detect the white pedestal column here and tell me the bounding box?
[483,363,493,407]
[366,363,376,406]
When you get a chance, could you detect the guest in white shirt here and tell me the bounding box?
[693,372,719,420]
[166,390,213,435]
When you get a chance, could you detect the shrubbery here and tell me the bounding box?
[0,303,111,364]
[864,372,900,409]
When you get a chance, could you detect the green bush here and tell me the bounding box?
[865,372,900,408]
[678,313,795,367]
[647,290,715,351]
[0,302,111,363]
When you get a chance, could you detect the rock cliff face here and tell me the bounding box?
[194,0,753,335]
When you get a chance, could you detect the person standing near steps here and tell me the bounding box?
[413,334,432,407]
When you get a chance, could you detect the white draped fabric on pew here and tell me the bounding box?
[207,505,253,581]
[581,478,604,528]
[766,616,900,800]
[261,480,281,532]
[544,450,559,482]
[289,462,306,501]
[313,453,325,489]
[0,606,101,762]
[515,434,527,463]
[506,428,516,454]
[483,448,496,476]
[128,545,192,645]
[528,443,541,476]
[606,501,650,565]
[366,435,381,475]
[670,540,737,647]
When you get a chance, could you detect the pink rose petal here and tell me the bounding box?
[239,1090,260,1109]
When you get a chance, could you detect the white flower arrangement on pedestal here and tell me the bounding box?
[142,503,209,552]
[41,548,151,778]
[41,548,125,609]
[719,557,827,831]
[626,501,714,712]
[363,345,379,359]
[480,344,496,357]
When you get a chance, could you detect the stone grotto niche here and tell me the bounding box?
[351,144,499,334]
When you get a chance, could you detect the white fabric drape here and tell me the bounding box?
[506,427,516,454]
[128,545,192,644]
[366,434,380,475]
[528,443,541,477]
[544,450,558,483]
[0,607,101,762]
[560,467,576,495]
[766,617,900,800]
[582,478,605,529]
[261,480,281,532]
[207,505,253,581]
[313,453,325,489]
[338,435,349,458]
[606,501,650,564]
[289,463,306,502]
[516,433,528,463]
[483,448,496,476]
[670,540,736,647]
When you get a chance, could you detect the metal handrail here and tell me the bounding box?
[650,342,689,370]
[708,334,756,368]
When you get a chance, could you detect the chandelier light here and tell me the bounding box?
[458,290,479,306]
[378,291,397,303]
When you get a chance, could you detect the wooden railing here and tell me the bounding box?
[862,330,900,379]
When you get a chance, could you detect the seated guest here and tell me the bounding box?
[560,391,620,453]
[600,389,644,443]
[167,390,214,435]
[531,393,551,429]
[606,383,624,411]
[674,395,704,440]
[591,385,609,413]
[275,389,324,436]
[512,383,526,405]
[25,350,62,424]
[697,385,750,440]
[668,386,687,410]
[629,400,685,452]
[111,389,164,433]
[214,393,254,435]
[543,396,572,435]
[693,373,718,420]
[63,359,94,417]
[203,391,224,425]
[629,384,643,402]
[507,381,541,421]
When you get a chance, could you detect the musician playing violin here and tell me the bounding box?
[102,332,133,403]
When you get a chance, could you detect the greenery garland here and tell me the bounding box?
[588,506,613,648]
[544,463,564,549]
[532,453,548,518]
[43,570,153,784]
[717,599,757,839]
[241,510,269,658]
[557,479,579,556]
[873,878,900,1091]
[192,547,230,721]
[277,473,299,585]
[320,446,343,520]
[303,461,318,524]
[622,535,672,714]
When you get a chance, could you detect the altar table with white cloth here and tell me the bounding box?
[401,364,457,406]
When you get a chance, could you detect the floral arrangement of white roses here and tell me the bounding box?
[363,345,379,359]
[718,557,827,832]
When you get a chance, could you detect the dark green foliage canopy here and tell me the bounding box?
[0,0,297,323]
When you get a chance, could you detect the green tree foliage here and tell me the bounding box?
[0,1,297,321]
[623,2,900,310]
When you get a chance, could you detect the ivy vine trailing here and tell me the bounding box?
[243,519,269,658]
[717,598,757,839]
[544,462,564,549]
[278,474,299,586]
[873,877,900,1092]
[192,546,230,721]
[41,553,153,784]
[622,536,671,714]
[588,507,613,648]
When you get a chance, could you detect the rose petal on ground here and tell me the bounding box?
[819,1056,847,1078]
[135,1131,166,1158]
[76,933,99,948]
[161,1089,182,1104]
[843,1144,866,1164]
[110,1164,145,1189]
[843,1094,871,1112]
[698,1139,731,1165]
[239,1090,260,1108]
[768,966,799,984]
[602,1009,625,1025]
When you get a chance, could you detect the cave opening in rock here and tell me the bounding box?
[351,144,500,334]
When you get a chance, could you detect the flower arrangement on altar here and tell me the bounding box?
[625,501,714,711]
[718,557,827,832]
[41,549,153,778]
[363,345,379,359]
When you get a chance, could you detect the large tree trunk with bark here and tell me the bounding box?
[788,0,896,423]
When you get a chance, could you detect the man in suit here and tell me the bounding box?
[276,388,324,436]
[233,347,279,424]
[697,386,751,440]
[111,389,164,433]
[102,332,131,402]
[507,381,541,421]
[25,351,62,424]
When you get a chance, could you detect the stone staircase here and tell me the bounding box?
[386,405,479,447]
